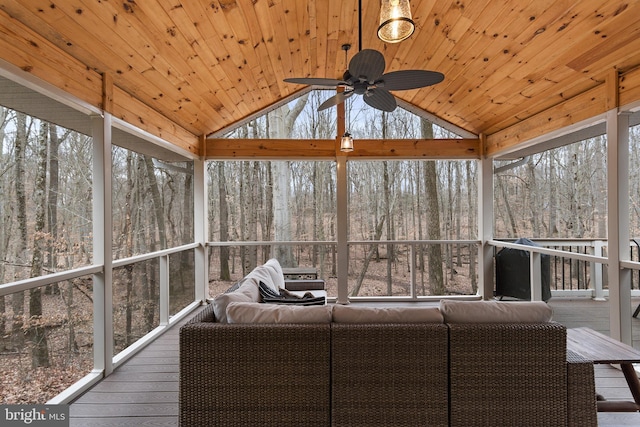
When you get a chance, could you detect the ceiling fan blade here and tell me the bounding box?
[283,77,345,87]
[349,49,386,83]
[379,70,445,91]
[318,91,354,111]
[363,88,397,112]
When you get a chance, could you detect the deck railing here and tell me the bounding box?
[3,237,640,405]
[207,238,640,300]
[0,243,200,405]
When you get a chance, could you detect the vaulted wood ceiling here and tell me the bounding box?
[1,0,640,159]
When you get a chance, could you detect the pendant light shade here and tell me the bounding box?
[377,0,415,43]
[340,132,354,152]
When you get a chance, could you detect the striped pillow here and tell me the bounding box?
[258,281,325,306]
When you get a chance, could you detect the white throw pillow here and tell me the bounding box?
[439,300,553,323]
[264,258,285,289]
[332,304,444,323]
[226,302,332,324]
[212,278,260,323]
[246,265,278,293]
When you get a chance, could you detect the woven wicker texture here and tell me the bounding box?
[179,305,331,427]
[566,349,598,427]
[448,322,568,427]
[331,323,449,427]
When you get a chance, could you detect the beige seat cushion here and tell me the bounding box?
[332,304,443,323]
[226,302,332,324]
[440,299,553,323]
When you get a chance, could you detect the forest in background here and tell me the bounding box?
[0,107,194,403]
[1,90,640,402]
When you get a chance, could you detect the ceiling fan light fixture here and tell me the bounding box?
[378,0,415,43]
[340,132,354,152]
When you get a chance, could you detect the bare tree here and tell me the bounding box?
[422,118,444,295]
[466,161,477,293]
[268,94,309,266]
[28,121,50,367]
[0,107,9,350]
[548,152,559,236]
[217,162,230,280]
[11,112,28,349]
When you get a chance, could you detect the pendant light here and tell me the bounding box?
[378,0,415,43]
[340,132,354,152]
[340,44,354,152]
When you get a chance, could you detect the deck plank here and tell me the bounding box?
[69,299,640,426]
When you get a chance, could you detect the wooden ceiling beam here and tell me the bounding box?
[205,137,480,160]
[485,84,606,156]
[620,66,640,110]
[486,64,640,156]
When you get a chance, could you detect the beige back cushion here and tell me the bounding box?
[246,265,278,293]
[227,302,332,324]
[332,305,444,323]
[264,258,285,289]
[212,278,260,323]
[439,300,553,323]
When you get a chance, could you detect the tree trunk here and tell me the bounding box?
[28,121,50,367]
[548,153,559,236]
[11,112,28,350]
[594,136,607,237]
[422,119,445,295]
[415,163,426,295]
[0,107,8,350]
[217,162,231,280]
[466,162,477,293]
[351,216,386,297]
[454,162,462,268]
[241,162,258,274]
[268,94,308,266]
[383,161,393,294]
[123,152,134,347]
[497,176,518,236]
[144,156,167,249]
[46,125,61,295]
[527,157,539,235]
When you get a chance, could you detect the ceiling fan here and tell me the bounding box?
[283,1,444,112]
[284,48,444,112]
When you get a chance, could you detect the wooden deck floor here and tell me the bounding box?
[69,299,640,426]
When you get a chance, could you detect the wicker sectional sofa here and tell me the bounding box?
[179,261,597,427]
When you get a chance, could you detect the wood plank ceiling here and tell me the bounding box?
[1,0,640,157]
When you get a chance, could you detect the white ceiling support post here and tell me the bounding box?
[91,113,114,376]
[607,106,632,343]
[593,241,606,301]
[194,157,208,303]
[478,146,495,299]
[336,156,349,304]
[159,255,169,326]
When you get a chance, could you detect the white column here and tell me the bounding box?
[530,252,542,301]
[478,155,494,299]
[336,157,349,304]
[194,158,208,303]
[159,255,169,325]
[92,113,113,376]
[607,109,631,343]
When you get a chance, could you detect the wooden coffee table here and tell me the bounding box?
[567,327,640,411]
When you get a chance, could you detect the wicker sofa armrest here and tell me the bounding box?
[448,322,568,427]
[179,307,331,427]
[566,349,597,427]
